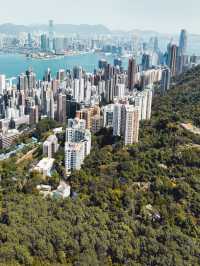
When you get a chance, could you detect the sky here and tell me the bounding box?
[0,0,199,34]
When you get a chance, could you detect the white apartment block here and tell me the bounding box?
[65,118,91,175]
[131,88,153,121]
[43,135,59,158]
[65,142,85,175]
[0,75,6,95]
[121,105,140,145]
[67,118,86,130]
[113,104,122,136]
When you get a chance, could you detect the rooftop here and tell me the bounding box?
[35,158,55,170]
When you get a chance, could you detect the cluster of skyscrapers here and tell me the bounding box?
[0,28,198,173]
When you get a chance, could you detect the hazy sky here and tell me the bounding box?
[0,0,199,34]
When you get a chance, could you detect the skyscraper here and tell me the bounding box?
[113,104,122,137]
[26,70,36,92]
[179,29,187,55]
[128,58,137,90]
[27,33,32,48]
[30,105,39,125]
[41,34,48,52]
[167,44,178,77]
[161,67,171,94]
[142,54,151,71]
[18,73,28,92]
[57,93,66,123]
[153,37,159,52]
[121,105,140,145]
[49,20,54,52]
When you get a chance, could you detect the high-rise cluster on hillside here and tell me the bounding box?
[0,29,198,174]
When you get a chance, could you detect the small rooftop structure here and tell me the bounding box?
[53,127,63,134]
[36,184,51,192]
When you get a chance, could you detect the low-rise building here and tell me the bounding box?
[34,157,55,177]
[0,129,20,149]
[36,181,71,199]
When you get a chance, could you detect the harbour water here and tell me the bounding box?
[0,53,128,80]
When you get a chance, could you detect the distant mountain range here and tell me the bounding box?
[0,23,199,38]
[0,23,111,35]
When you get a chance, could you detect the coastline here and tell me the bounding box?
[0,52,127,80]
[0,50,94,61]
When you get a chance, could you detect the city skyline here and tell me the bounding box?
[0,0,199,34]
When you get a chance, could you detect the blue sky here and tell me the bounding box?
[0,0,199,34]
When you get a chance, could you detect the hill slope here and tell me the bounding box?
[1,66,200,265]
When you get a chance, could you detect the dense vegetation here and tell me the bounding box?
[1,66,200,265]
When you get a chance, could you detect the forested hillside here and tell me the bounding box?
[1,66,200,266]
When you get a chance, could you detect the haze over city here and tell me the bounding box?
[0,0,199,34]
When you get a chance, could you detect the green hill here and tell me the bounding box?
[1,66,200,265]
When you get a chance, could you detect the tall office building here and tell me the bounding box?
[41,34,48,52]
[179,29,187,55]
[105,79,114,103]
[54,37,64,54]
[104,64,113,80]
[26,70,36,92]
[142,54,151,70]
[49,20,54,52]
[128,58,137,90]
[27,33,32,48]
[0,75,6,95]
[18,73,28,92]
